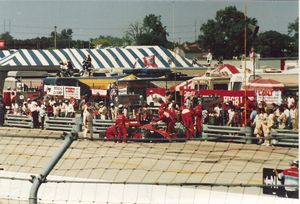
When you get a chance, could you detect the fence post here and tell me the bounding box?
[202,125,208,140]
[244,126,252,144]
[28,132,78,204]
[74,115,82,132]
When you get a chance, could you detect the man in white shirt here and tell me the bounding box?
[30,100,39,128]
[206,49,213,66]
[66,102,75,118]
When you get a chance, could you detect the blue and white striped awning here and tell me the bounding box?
[0,46,196,68]
[0,50,16,61]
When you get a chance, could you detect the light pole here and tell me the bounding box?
[243,1,248,127]
[54,26,57,49]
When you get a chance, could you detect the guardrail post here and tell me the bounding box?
[74,116,82,132]
[202,124,208,140]
[244,126,252,144]
[29,132,78,204]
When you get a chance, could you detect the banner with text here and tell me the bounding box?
[64,86,81,99]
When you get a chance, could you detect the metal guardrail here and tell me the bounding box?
[45,117,81,132]
[4,114,33,128]
[2,115,299,148]
[202,125,252,144]
[271,129,299,147]
[93,119,115,137]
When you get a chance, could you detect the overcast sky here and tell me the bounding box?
[0,0,298,42]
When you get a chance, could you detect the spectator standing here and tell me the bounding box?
[287,94,295,109]
[275,160,299,199]
[30,100,39,128]
[83,107,94,140]
[66,101,75,118]
[227,106,236,127]
[11,101,20,115]
[253,109,267,145]
[278,106,287,129]
[22,102,30,115]
[291,104,298,131]
[46,102,54,117]
[60,100,68,117]
[109,103,116,120]
[53,103,60,117]
[39,102,47,130]
[98,101,108,120]
[249,47,257,78]
[206,49,213,66]
[262,109,275,146]
[67,60,74,76]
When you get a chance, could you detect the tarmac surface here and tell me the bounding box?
[0,127,298,203]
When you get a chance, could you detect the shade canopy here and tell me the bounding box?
[247,78,284,89]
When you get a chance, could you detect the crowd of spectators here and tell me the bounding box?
[4,92,298,145]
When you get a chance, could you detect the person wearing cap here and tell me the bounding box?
[109,103,116,120]
[83,107,94,140]
[98,101,108,120]
[115,104,129,143]
[275,160,299,198]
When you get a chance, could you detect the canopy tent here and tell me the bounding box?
[170,78,195,91]
[0,46,195,68]
[247,78,284,104]
[218,64,240,75]
[247,78,284,90]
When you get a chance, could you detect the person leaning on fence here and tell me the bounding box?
[83,107,94,140]
[275,160,299,199]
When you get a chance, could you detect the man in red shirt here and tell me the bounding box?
[194,98,202,137]
[115,104,129,143]
[181,104,195,139]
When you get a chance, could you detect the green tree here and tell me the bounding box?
[125,22,143,45]
[287,18,298,56]
[256,31,290,57]
[126,14,169,47]
[0,32,14,45]
[90,35,126,48]
[198,6,258,59]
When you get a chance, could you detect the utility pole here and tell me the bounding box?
[54,26,57,49]
[194,20,197,42]
[243,1,248,127]
[9,19,11,33]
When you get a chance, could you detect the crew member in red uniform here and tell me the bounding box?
[181,104,195,139]
[194,98,202,137]
[167,102,178,134]
[105,125,118,141]
[156,99,175,134]
[115,104,129,143]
